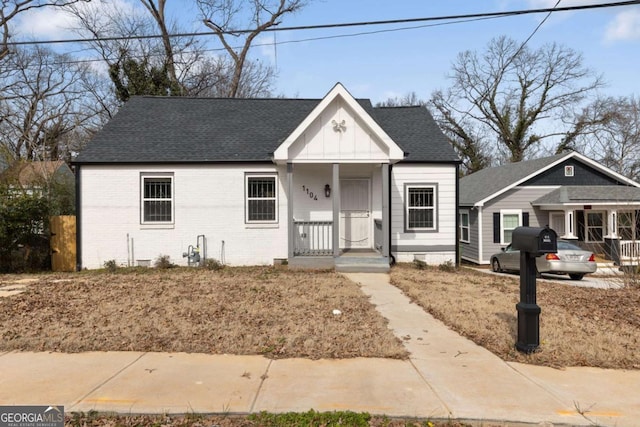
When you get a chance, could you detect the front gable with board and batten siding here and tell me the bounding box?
[273,83,404,164]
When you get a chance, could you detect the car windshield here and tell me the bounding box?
[557,241,583,251]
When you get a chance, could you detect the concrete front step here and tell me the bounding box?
[334,257,390,273]
[288,255,391,273]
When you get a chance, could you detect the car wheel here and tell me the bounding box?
[569,273,584,281]
[491,258,501,273]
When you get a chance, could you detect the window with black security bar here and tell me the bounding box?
[407,186,435,230]
[246,175,277,223]
[143,177,172,223]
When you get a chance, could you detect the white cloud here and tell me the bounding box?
[605,9,640,42]
[13,0,142,41]
[14,6,76,40]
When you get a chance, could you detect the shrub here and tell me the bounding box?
[201,258,224,271]
[154,255,176,269]
[438,260,456,272]
[103,259,117,273]
[413,259,427,270]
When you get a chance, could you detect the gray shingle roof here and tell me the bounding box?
[373,106,458,162]
[532,186,640,205]
[75,96,458,164]
[459,153,569,206]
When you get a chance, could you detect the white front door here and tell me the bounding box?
[340,179,370,249]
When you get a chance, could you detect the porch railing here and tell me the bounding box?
[619,240,640,265]
[294,221,333,256]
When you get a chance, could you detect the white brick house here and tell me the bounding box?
[74,83,461,271]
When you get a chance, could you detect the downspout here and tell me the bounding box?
[74,164,82,271]
[388,163,394,263]
[478,206,484,264]
[455,163,460,267]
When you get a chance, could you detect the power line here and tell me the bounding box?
[6,0,640,47]
[36,14,507,67]
[461,0,563,117]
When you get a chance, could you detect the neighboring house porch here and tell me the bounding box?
[532,186,640,266]
[459,152,640,266]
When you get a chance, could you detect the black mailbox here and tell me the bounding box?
[511,226,557,255]
[511,226,558,354]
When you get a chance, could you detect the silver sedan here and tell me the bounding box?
[490,240,597,280]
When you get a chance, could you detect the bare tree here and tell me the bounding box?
[198,0,305,97]
[0,46,102,161]
[431,36,606,167]
[137,0,182,93]
[430,90,492,175]
[1,0,87,61]
[581,96,640,181]
[68,1,183,99]
[376,92,425,108]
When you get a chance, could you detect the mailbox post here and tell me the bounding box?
[511,226,557,353]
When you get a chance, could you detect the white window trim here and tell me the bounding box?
[245,173,278,224]
[405,184,437,232]
[500,209,522,245]
[459,210,470,243]
[585,210,606,242]
[140,173,174,226]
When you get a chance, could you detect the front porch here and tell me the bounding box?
[533,186,640,266]
[285,163,392,273]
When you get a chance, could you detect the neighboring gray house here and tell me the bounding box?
[74,83,461,271]
[459,151,640,265]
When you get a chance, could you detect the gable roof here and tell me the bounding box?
[273,83,405,163]
[74,88,458,165]
[460,152,640,207]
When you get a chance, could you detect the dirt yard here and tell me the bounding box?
[0,267,407,359]
[391,263,640,370]
[2,264,638,369]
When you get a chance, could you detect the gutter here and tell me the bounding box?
[75,164,82,271]
[455,163,460,267]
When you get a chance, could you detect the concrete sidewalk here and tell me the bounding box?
[0,273,638,426]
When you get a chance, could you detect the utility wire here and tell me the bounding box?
[458,0,562,117]
[36,14,506,67]
[5,0,640,47]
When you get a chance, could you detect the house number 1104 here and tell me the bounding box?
[301,185,318,200]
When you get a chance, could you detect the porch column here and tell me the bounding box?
[381,163,390,258]
[287,163,294,259]
[606,209,618,238]
[332,163,340,258]
[605,209,620,265]
[564,209,577,239]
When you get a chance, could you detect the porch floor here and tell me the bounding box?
[288,250,390,273]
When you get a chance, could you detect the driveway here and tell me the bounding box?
[471,265,626,289]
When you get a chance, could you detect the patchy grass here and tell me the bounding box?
[3,264,637,369]
[65,411,468,427]
[390,263,640,370]
[0,267,407,359]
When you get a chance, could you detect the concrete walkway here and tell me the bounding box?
[0,273,638,426]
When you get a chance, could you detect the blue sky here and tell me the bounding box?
[16,0,640,103]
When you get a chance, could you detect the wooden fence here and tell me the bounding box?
[50,215,76,272]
